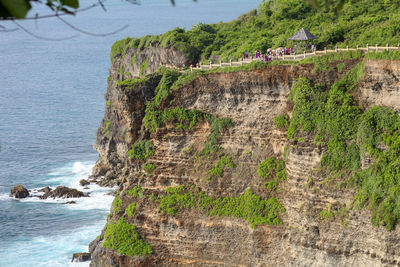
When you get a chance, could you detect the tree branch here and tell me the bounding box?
[57,15,129,37]
[12,19,79,41]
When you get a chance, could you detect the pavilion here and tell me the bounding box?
[288,28,319,41]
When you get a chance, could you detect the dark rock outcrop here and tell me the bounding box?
[62,201,77,204]
[40,186,85,199]
[71,252,91,262]
[80,179,90,186]
[9,184,29,198]
[38,186,52,194]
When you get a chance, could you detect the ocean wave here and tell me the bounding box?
[0,160,114,266]
[15,161,114,211]
[0,218,107,267]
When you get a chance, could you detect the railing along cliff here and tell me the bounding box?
[186,43,400,72]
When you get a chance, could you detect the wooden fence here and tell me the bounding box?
[187,43,400,72]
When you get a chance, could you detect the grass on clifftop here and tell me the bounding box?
[110,0,400,63]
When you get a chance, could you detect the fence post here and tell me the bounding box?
[335,45,338,52]
[209,61,212,69]
[375,44,378,52]
[190,65,193,72]
[283,54,285,60]
[230,59,232,66]
[346,45,349,51]
[386,43,389,51]
[220,60,222,67]
[304,50,306,58]
[356,45,359,50]
[366,43,369,52]
[324,47,327,54]
[241,58,243,65]
[314,49,316,55]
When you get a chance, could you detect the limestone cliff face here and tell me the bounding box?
[91,71,160,185]
[90,55,400,266]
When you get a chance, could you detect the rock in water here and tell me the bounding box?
[10,184,29,198]
[79,179,90,186]
[71,252,91,262]
[38,186,52,194]
[40,186,85,199]
[62,201,77,204]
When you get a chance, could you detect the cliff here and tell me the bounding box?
[89,47,400,266]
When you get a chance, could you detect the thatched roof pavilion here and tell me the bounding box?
[288,28,318,41]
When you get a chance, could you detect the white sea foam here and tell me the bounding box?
[0,193,9,201]
[0,218,108,267]
[1,161,114,267]
[18,161,114,210]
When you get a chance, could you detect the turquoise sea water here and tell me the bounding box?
[0,0,260,265]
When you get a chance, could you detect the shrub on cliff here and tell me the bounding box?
[158,186,285,228]
[273,115,290,129]
[208,155,235,178]
[103,217,152,256]
[128,140,155,161]
[257,157,287,191]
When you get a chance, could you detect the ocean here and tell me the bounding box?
[0,0,260,266]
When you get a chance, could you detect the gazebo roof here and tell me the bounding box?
[288,28,319,41]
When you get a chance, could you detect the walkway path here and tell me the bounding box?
[189,44,400,71]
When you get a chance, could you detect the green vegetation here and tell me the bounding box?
[145,105,204,133]
[126,186,145,198]
[257,157,287,190]
[171,61,269,90]
[336,62,345,73]
[128,140,155,161]
[208,155,235,178]
[111,1,400,64]
[103,121,110,136]
[159,186,197,215]
[117,77,150,91]
[273,115,290,129]
[158,186,285,228]
[126,202,136,217]
[286,60,400,230]
[283,145,290,161]
[303,50,364,73]
[320,208,334,220]
[106,100,111,107]
[131,54,137,66]
[139,60,148,77]
[202,115,232,155]
[142,69,232,156]
[112,191,123,213]
[103,217,152,256]
[365,50,400,60]
[119,65,125,77]
[142,162,156,173]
